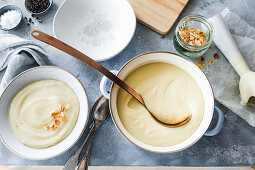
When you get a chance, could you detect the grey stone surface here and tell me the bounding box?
[0,0,255,166]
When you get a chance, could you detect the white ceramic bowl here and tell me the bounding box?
[53,0,136,61]
[0,66,89,160]
[100,52,224,153]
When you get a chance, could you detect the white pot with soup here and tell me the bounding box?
[100,52,224,153]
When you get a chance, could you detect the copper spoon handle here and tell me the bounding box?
[31,30,192,128]
[31,30,145,106]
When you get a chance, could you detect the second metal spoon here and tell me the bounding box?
[62,96,110,170]
[77,96,110,170]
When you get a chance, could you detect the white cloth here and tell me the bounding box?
[0,34,52,93]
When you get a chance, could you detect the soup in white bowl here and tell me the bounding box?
[9,79,80,149]
[0,66,89,160]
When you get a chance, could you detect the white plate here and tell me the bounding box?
[53,0,136,61]
[0,66,89,160]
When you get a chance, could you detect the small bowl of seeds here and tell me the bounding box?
[25,0,53,15]
[173,15,214,58]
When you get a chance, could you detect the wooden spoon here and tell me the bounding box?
[31,30,191,127]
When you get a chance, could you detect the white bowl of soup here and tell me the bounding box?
[100,52,224,153]
[0,66,89,160]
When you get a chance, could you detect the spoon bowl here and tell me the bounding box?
[92,96,110,123]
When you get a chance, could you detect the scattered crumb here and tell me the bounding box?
[160,34,165,39]
[196,54,218,69]
[209,60,214,65]
[196,61,206,69]
[201,56,205,62]
[195,56,207,69]
[214,53,220,60]
[231,29,236,35]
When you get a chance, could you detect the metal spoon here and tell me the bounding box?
[31,30,191,127]
[77,96,110,170]
[62,96,110,170]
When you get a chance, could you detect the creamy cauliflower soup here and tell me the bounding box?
[9,79,79,148]
[117,63,204,147]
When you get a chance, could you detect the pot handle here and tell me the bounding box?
[100,70,118,99]
[204,106,224,136]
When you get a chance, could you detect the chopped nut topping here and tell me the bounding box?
[50,124,56,130]
[57,105,65,113]
[214,53,219,60]
[209,60,214,65]
[179,28,207,46]
[60,116,66,122]
[54,119,60,126]
[43,125,50,130]
[43,104,71,131]
[50,112,57,118]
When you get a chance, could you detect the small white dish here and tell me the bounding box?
[0,5,23,31]
[0,66,89,160]
[53,0,136,61]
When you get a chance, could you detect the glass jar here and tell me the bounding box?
[173,15,213,58]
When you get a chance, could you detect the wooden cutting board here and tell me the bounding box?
[128,0,190,35]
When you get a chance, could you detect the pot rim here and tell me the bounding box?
[108,51,215,153]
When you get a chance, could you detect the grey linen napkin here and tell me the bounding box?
[0,34,52,93]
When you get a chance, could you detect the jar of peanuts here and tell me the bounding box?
[173,15,213,58]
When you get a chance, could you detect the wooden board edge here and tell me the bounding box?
[136,0,191,35]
